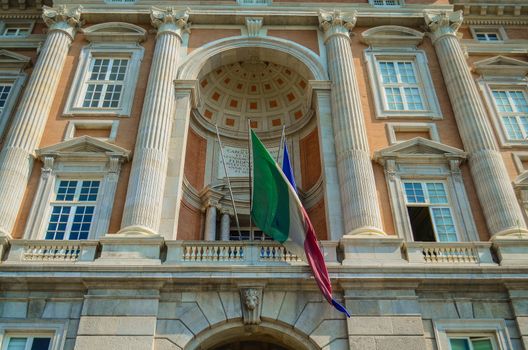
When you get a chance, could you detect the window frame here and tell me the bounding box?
[470,26,508,42]
[0,20,34,38]
[434,319,513,350]
[24,138,130,240]
[44,179,101,241]
[63,43,143,117]
[364,49,442,119]
[236,0,272,5]
[448,335,498,350]
[369,0,403,7]
[479,80,528,148]
[402,180,460,242]
[0,321,66,350]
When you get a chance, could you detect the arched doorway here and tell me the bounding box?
[184,321,319,350]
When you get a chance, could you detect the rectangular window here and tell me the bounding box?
[0,84,12,115]
[378,61,425,111]
[45,180,100,240]
[3,336,51,350]
[371,0,399,6]
[449,336,495,350]
[403,181,458,242]
[1,23,31,37]
[475,32,499,42]
[492,89,528,141]
[81,58,128,109]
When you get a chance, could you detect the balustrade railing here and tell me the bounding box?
[405,242,494,265]
[6,240,98,263]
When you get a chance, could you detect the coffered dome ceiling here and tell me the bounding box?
[197,58,311,136]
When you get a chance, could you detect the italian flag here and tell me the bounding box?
[250,130,350,317]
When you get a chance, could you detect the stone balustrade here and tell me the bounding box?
[405,242,494,265]
[0,238,524,266]
[6,239,99,263]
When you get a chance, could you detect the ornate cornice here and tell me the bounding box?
[424,10,463,44]
[318,9,357,43]
[42,5,83,40]
[150,7,190,38]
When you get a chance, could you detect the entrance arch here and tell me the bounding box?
[184,320,320,350]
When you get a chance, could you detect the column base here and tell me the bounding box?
[96,232,164,265]
[117,225,159,236]
[340,236,405,266]
[491,227,528,239]
[343,226,387,238]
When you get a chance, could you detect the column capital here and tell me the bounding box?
[42,5,83,40]
[424,10,463,43]
[151,7,190,38]
[318,9,357,42]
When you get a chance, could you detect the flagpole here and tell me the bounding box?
[276,125,286,164]
[247,119,253,239]
[215,125,241,237]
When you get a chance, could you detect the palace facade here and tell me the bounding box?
[0,0,527,349]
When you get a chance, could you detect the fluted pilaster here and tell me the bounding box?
[120,7,189,236]
[0,6,81,237]
[319,10,384,236]
[425,11,528,237]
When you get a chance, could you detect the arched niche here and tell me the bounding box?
[171,36,333,242]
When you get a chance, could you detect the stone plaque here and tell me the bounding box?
[218,146,280,178]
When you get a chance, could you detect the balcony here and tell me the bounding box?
[0,236,523,267]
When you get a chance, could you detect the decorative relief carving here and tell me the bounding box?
[424,10,463,42]
[42,5,82,34]
[245,17,263,37]
[318,9,357,40]
[151,7,190,36]
[240,288,262,325]
[41,156,54,179]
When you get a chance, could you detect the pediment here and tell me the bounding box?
[36,136,130,160]
[514,171,528,188]
[0,49,30,71]
[361,25,424,47]
[374,137,466,164]
[83,22,147,43]
[473,56,528,77]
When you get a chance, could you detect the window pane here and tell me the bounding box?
[69,206,95,240]
[492,91,513,112]
[56,180,78,201]
[510,91,528,113]
[31,338,51,350]
[449,338,471,350]
[404,183,426,203]
[90,58,110,80]
[426,183,448,204]
[397,62,417,84]
[7,338,27,350]
[403,88,424,110]
[379,62,398,83]
[385,87,404,110]
[83,84,104,108]
[79,180,100,202]
[472,338,493,350]
[45,206,71,240]
[0,84,12,112]
[108,59,128,81]
[502,116,524,140]
[432,207,457,242]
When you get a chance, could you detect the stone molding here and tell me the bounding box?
[42,5,83,39]
[82,22,147,43]
[473,55,528,78]
[424,10,463,43]
[318,9,357,43]
[150,7,190,39]
[361,25,424,48]
[245,17,263,37]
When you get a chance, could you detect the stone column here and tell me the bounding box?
[0,5,81,237]
[425,11,528,238]
[120,7,189,236]
[203,205,217,241]
[318,10,384,237]
[220,212,231,241]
